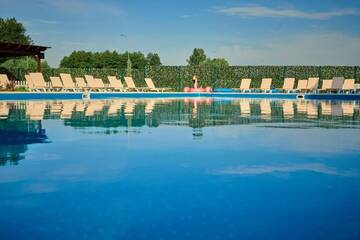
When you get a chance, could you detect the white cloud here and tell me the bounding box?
[215,33,360,65]
[213,163,357,177]
[216,6,360,20]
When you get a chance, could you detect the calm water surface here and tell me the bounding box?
[1,98,360,239]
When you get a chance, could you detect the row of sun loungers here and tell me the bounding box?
[235,77,357,93]
[21,73,172,92]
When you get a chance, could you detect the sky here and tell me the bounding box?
[1,0,360,67]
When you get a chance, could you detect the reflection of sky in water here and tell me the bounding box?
[0,99,360,239]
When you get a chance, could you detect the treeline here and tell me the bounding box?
[60,51,161,69]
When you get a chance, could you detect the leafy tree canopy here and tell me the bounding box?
[203,58,229,67]
[60,50,161,69]
[146,53,161,66]
[187,48,207,66]
[187,48,230,67]
[1,57,50,71]
[0,18,32,44]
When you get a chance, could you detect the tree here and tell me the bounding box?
[0,18,32,44]
[59,51,94,68]
[1,57,50,71]
[187,48,207,66]
[203,58,229,68]
[146,53,161,66]
[0,18,33,65]
[59,50,160,69]
[125,53,132,77]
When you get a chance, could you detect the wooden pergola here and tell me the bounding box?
[0,42,50,72]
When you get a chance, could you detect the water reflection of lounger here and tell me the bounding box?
[296,101,307,114]
[342,102,354,117]
[85,101,105,117]
[321,102,342,116]
[60,101,76,119]
[282,101,294,119]
[108,100,123,116]
[124,101,136,117]
[145,100,156,114]
[0,102,9,119]
[26,101,46,120]
[240,99,251,116]
[50,101,63,115]
[75,101,86,112]
[306,101,318,119]
[260,100,271,119]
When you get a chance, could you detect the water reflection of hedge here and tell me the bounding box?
[8,66,359,91]
[58,101,360,129]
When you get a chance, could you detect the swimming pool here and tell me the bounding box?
[1,98,360,239]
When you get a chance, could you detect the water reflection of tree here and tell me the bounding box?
[0,108,48,166]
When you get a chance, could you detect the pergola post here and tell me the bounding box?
[36,54,41,72]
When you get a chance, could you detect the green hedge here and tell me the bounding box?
[7,66,360,91]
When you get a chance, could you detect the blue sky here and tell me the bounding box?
[1,0,360,66]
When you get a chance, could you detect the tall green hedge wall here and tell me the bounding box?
[8,66,360,91]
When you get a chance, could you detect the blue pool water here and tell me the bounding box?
[1,98,360,239]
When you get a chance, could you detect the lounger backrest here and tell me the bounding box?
[108,76,124,88]
[50,76,63,88]
[297,79,308,90]
[94,78,105,88]
[0,74,10,88]
[25,74,34,89]
[29,72,47,88]
[307,77,319,91]
[321,80,332,90]
[283,78,295,90]
[240,78,251,90]
[84,75,97,88]
[60,73,76,88]
[332,77,344,90]
[342,79,355,90]
[260,78,272,90]
[145,78,156,89]
[75,77,87,88]
[124,77,136,88]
